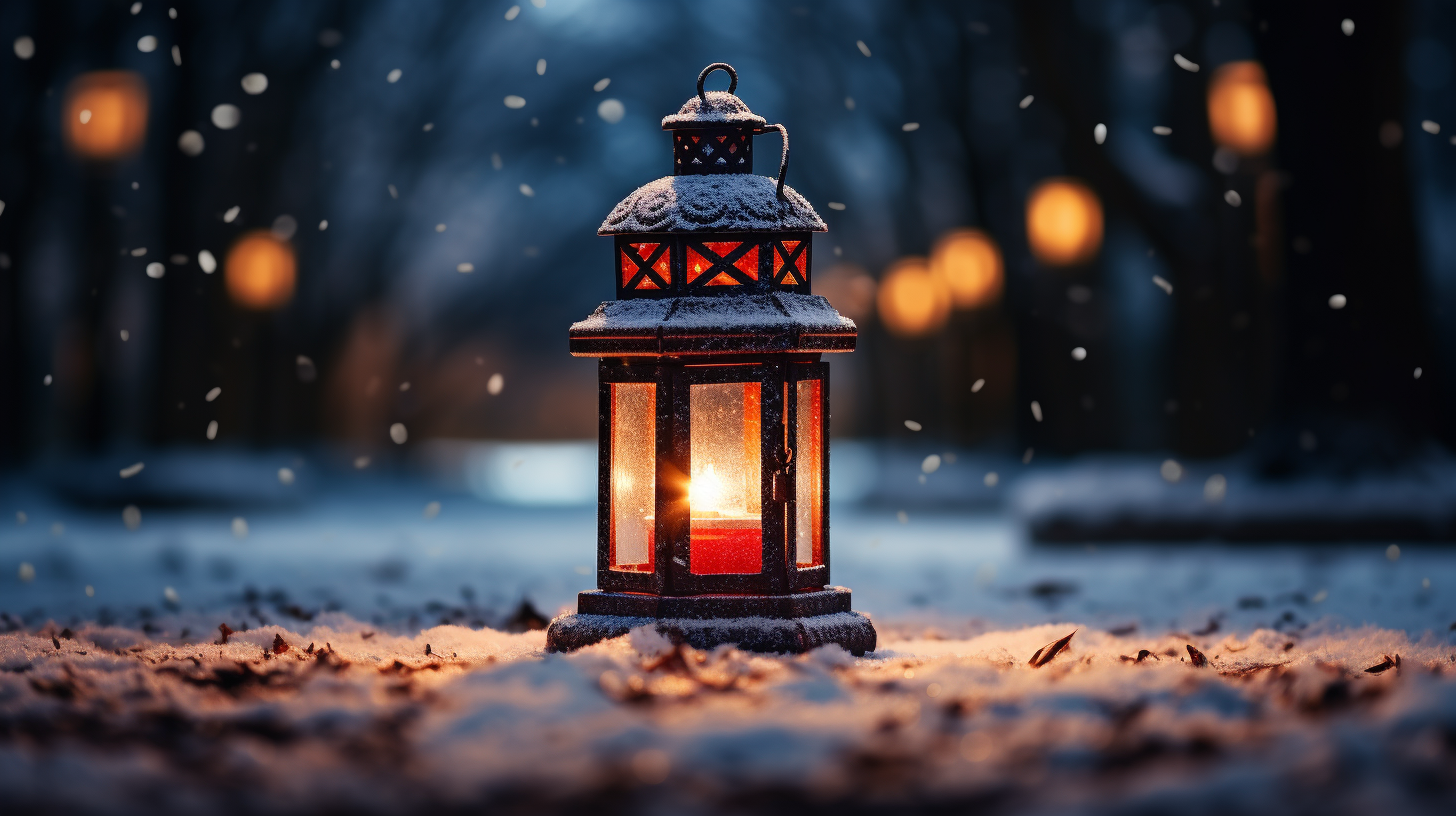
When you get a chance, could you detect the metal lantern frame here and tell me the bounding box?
[547,64,876,654]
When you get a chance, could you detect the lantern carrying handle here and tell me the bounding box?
[697,63,738,100]
[764,123,790,200]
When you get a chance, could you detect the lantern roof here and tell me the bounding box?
[599,174,826,235]
[661,90,768,129]
[569,292,856,356]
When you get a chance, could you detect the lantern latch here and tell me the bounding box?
[771,471,787,503]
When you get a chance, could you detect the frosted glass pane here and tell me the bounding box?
[610,383,655,572]
[795,379,823,567]
[689,381,762,574]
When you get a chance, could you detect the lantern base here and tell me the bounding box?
[546,609,876,655]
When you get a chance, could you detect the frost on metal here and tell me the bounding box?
[598,175,826,234]
[660,90,767,128]
[572,293,855,335]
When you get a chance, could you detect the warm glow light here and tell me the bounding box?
[1026,179,1104,267]
[64,71,149,161]
[1207,61,1277,156]
[225,231,297,310]
[930,228,1003,309]
[690,463,727,516]
[877,257,950,338]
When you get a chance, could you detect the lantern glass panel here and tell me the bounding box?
[795,379,824,567]
[688,381,763,574]
[609,382,656,572]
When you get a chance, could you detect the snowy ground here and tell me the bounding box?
[3,444,1456,813]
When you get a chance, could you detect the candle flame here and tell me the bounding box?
[690,463,726,516]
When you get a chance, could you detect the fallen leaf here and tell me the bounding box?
[216,623,234,645]
[272,633,290,655]
[1364,654,1400,674]
[1029,630,1076,668]
[1186,644,1208,667]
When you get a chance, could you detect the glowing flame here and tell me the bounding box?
[690,463,726,516]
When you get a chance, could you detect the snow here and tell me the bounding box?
[660,90,767,128]
[2,615,1453,813]
[571,292,855,336]
[3,455,1456,811]
[598,175,826,234]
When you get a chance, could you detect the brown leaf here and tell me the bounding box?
[424,644,432,656]
[51,635,60,650]
[272,633,290,655]
[1028,630,1076,668]
[305,643,315,654]
[216,623,235,645]
[1186,644,1208,667]
[361,631,375,640]
[1364,654,1400,674]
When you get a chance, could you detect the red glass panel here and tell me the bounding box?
[702,241,741,258]
[653,252,671,282]
[733,245,759,280]
[687,247,710,283]
[689,381,763,575]
[706,271,739,286]
[716,135,727,142]
[774,247,797,284]
[728,142,737,153]
[629,241,660,257]
[620,249,639,288]
[781,240,800,253]
[610,383,656,573]
[636,277,661,290]
[795,379,824,567]
[793,248,807,278]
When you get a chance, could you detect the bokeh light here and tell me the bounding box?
[814,264,878,322]
[63,71,149,161]
[877,257,950,338]
[225,231,297,310]
[930,228,1003,309]
[1025,179,1103,267]
[1207,61,1277,156]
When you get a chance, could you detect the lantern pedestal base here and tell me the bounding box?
[546,588,876,655]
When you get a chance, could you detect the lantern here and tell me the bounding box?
[64,71,150,161]
[225,230,297,310]
[547,64,876,655]
[1026,178,1103,267]
[1207,61,1277,157]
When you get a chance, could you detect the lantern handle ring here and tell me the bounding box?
[765,123,790,200]
[697,63,738,100]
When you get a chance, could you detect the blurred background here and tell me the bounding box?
[4,0,1456,627]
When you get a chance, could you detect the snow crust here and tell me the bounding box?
[598,175,826,234]
[571,292,855,335]
[660,90,767,128]
[2,617,1454,813]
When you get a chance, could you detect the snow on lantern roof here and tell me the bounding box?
[569,292,857,356]
[598,174,826,235]
[661,90,768,129]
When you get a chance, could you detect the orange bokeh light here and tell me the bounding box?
[930,228,1003,309]
[64,71,149,161]
[877,257,950,338]
[1207,61,1277,156]
[225,231,297,310]
[1026,179,1104,268]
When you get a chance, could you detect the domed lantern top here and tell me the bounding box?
[576,64,852,358]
